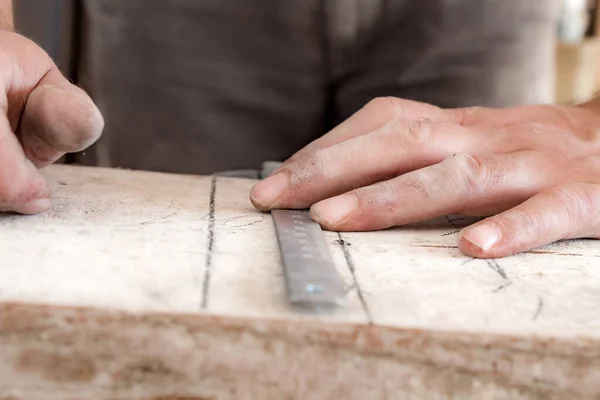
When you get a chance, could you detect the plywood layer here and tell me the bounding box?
[1,164,600,399]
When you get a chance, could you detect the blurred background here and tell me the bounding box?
[11,0,600,172]
[15,0,600,106]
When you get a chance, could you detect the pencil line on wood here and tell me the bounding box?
[337,233,373,324]
[532,296,544,321]
[201,176,217,309]
[441,229,460,236]
[492,281,513,293]
[485,259,508,280]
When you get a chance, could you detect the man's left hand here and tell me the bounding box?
[249,97,600,258]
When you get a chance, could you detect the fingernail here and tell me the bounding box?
[311,195,356,227]
[16,198,52,214]
[250,172,289,209]
[461,223,501,252]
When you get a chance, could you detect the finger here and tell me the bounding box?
[459,183,600,258]
[250,119,489,211]
[0,111,51,214]
[19,68,104,168]
[308,151,545,231]
[288,97,465,162]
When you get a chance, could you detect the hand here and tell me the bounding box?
[0,31,103,214]
[249,97,600,258]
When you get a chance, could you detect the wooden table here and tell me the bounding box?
[1,165,599,399]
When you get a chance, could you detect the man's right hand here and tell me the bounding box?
[0,30,103,214]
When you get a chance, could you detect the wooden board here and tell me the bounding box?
[1,164,600,399]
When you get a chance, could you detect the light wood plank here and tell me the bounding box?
[1,164,600,399]
[344,219,600,336]
[0,165,211,313]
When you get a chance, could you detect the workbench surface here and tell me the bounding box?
[1,165,599,400]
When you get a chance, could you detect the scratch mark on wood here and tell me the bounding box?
[337,232,373,324]
[533,297,544,321]
[493,281,513,293]
[140,212,177,225]
[223,215,264,228]
[486,259,508,280]
[201,177,217,309]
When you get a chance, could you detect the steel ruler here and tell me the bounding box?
[215,161,346,311]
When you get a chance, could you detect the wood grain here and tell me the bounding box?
[1,164,600,399]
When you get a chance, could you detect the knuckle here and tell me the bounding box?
[364,96,401,120]
[394,119,432,148]
[455,106,485,125]
[451,152,482,171]
[464,106,485,117]
[448,153,503,193]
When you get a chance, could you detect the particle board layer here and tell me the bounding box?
[1,164,600,399]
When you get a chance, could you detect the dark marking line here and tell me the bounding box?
[493,281,513,293]
[442,230,460,237]
[461,258,475,266]
[201,176,217,309]
[337,232,373,324]
[335,238,351,246]
[532,297,543,321]
[140,212,177,225]
[485,259,508,280]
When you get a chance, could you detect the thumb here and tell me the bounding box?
[19,68,104,168]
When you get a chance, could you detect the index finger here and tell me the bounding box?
[250,119,487,211]
[287,97,465,162]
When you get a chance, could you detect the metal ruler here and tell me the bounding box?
[259,162,346,310]
[216,161,347,311]
[270,209,346,310]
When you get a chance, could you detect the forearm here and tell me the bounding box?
[0,0,13,30]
